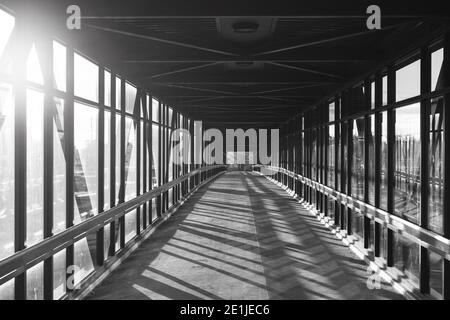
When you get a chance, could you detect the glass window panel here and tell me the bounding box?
[429,251,443,297]
[125,210,136,243]
[26,89,44,247]
[104,70,111,107]
[104,111,111,210]
[380,111,388,210]
[0,278,14,300]
[368,115,375,205]
[168,128,173,183]
[125,82,137,114]
[0,9,15,74]
[396,60,420,102]
[27,261,43,300]
[428,97,444,234]
[371,81,375,109]
[74,53,99,102]
[27,44,44,85]
[329,102,335,122]
[351,118,365,200]
[394,103,421,224]
[152,124,159,188]
[140,121,144,194]
[382,76,388,106]
[125,117,137,201]
[393,233,420,286]
[74,238,95,287]
[341,123,348,193]
[74,102,98,223]
[0,82,14,260]
[53,249,66,299]
[146,95,150,119]
[311,130,317,181]
[53,41,66,92]
[335,127,340,191]
[352,214,364,248]
[431,48,444,91]
[115,77,121,111]
[380,225,388,261]
[152,98,159,122]
[104,223,110,258]
[53,98,66,235]
[168,107,173,127]
[115,115,121,203]
[327,125,335,187]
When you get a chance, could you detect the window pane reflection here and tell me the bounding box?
[53,98,66,234]
[351,118,364,200]
[74,102,98,223]
[396,60,420,102]
[125,82,137,114]
[27,261,43,300]
[26,45,44,85]
[74,238,95,287]
[368,115,375,205]
[431,48,443,91]
[53,41,66,92]
[74,53,98,103]
[428,97,443,234]
[393,233,420,286]
[53,249,66,299]
[104,111,111,211]
[394,103,421,224]
[0,82,14,260]
[380,112,388,210]
[26,89,44,247]
[327,125,335,187]
[104,70,111,107]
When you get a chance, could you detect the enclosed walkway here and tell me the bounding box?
[87,172,402,300]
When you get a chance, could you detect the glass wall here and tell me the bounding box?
[0,5,197,299]
[274,38,448,298]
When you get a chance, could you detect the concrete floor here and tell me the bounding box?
[86,171,404,300]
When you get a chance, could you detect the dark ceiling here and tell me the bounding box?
[4,0,450,128]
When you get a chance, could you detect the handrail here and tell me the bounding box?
[256,165,450,260]
[0,165,227,285]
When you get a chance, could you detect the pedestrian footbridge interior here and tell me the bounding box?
[0,0,449,300]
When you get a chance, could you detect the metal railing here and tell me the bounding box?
[0,165,227,288]
[255,165,450,260]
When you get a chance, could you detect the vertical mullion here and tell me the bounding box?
[108,72,116,257]
[374,74,382,257]
[148,97,154,223]
[387,66,396,267]
[40,37,54,300]
[340,99,346,230]
[157,102,162,216]
[119,80,125,248]
[347,117,353,235]
[334,98,340,227]
[136,91,141,235]
[142,94,147,229]
[420,47,431,294]
[13,16,28,300]
[345,92,352,235]
[364,81,371,249]
[65,46,75,293]
[96,67,105,267]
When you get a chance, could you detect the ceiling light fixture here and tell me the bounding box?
[232,21,259,33]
